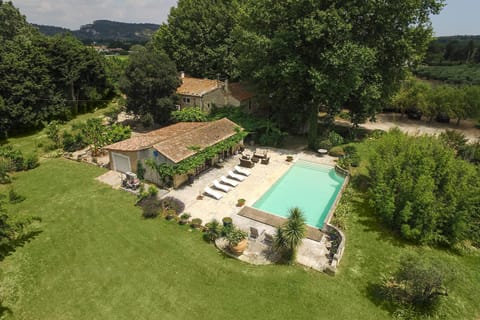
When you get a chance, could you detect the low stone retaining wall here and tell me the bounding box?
[324,223,346,275]
[334,164,350,177]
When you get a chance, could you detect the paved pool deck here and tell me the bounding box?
[162,147,338,271]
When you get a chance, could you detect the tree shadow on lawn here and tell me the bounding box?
[365,281,398,315]
[0,304,12,318]
[0,229,43,261]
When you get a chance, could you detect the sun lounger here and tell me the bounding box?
[221,176,239,187]
[228,171,245,181]
[234,165,251,176]
[213,179,231,193]
[204,187,223,200]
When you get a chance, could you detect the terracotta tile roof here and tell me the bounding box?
[104,118,241,163]
[176,77,222,97]
[229,82,254,101]
[104,122,205,152]
[153,118,240,163]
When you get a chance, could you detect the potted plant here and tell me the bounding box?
[197,191,204,200]
[286,155,293,162]
[225,227,248,255]
[222,217,233,227]
[237,198,246,207]
[179,213,191,225]
[191,218,202,229]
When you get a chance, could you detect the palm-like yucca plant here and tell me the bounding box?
[205,219,222,242]
[274,207,307,263]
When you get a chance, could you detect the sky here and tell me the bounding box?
[9,0,480,36]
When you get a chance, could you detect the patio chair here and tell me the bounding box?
[204,187,223,200]
[249,227,261,239]
[234,165,251,176]
[239,158,254,168]
[213,179,231,193]
[228,171,246,181]
[221,176,239,187]
[263,233,274,245]
[260,157,270,165]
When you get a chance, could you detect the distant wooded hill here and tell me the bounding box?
[33,20,160,44]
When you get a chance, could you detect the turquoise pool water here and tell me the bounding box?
[252,160,345,228]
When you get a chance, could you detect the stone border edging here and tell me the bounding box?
[324,223,346,275]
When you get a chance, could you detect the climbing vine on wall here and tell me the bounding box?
[146,130,247,179]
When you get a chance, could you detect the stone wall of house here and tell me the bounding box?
[178,88,227,113]
[201,88,227,112]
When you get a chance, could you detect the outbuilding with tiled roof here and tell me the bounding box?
[104,118,243,188]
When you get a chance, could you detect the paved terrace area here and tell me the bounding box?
[164,147,339,271]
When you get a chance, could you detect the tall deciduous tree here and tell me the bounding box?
[44,34,113,115]
[235,0,443,148]
[120,45,181,125]
[0,2,113,137]
[153,0,239,79]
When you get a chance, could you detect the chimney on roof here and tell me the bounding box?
[180,71,185,79]
[224,78,230,94]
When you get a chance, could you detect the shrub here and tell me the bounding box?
[369,129,386,139]
[0,158,11,183]
[329,146,345,157]
[349,153,361,167]
[140,200,161,219]
[343,145,357,156]
[142,208,159,219]
[45,120,62,148]
[368,130,480,246]
[328,131,344,146]
[317,139,333,150]
[148,185,158,197]
[164,209,177,220]
[24,153,39,170]
[204,219,222,242]
[337,156,351,169]
[258,125,287,147]
[62,130,87,152]
[8,188,25,204]
[136,161,145,180]
[106,124,131,143]
[0,146,25,171]
[458,142,480,164]
[171,107,208,122]
[160,197,185,215]
[338,111,351,120]
[379,253,451,313]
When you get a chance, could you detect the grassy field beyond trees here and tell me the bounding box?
[0,158,478,319]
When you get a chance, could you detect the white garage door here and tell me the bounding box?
[112,153,131,173]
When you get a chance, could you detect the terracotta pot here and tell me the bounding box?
[230,238,248,255]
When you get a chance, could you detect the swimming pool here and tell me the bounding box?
[252,160,345,228]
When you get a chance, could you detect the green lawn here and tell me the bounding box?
[0,148,479,318]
